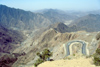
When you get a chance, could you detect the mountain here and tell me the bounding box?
[35,9,66,14]
[12,28,78,66]
[0,5,77,30]
[42,9,78,23]
[12,27,98,67]
[48,23,78,33]
[88,10,100,15]
[0,5,52,30]
[71,14,100,32]
[1,5,100,67]
[0,25,25,53]
[0,25,25,67]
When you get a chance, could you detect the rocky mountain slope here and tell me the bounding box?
[0,17,99,67]
[0,5,77,30]
[70,14,100,32]
[0,5,52,30]
[12,26,99,67]
[0,25,26,67]
[47,22,90,33]
[0,25,25,53]
[42,9,77,23]
[1,5,100,67]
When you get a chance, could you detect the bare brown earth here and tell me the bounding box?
[38,57,95,67]
[38,54,97,67]
[20,54,96,67]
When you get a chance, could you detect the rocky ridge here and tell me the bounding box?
[12,28,99,67]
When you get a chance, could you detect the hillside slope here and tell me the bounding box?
[0,25,25,53]
[0,5,51,30]
[42,9,77,23]
[0,5,77,30]
[12,27,98,67]
[71,14,100,32]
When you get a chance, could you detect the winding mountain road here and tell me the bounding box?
[63,40,89,57]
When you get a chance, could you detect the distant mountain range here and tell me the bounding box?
[0,5,51,30]
[37,9,77,23]
[0,5,100,33]
[71,14,100,32]
[1,5,100,32]
[0,5,77,30]
[47,23,77,33]
[49,14,100,32]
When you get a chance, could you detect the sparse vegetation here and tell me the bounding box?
[86,55,93,58]
[96,33,100,40]
[34,49,53,67]
[63,56,72,60]
[73,54,75,56]
[93,48,100,66]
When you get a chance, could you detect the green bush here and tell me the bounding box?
[34,59,44,67]
[93,48,100,66]
[34,49,53,67]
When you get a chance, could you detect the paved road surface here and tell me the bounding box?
[64,40,88,57]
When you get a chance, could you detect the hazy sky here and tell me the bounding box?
[0,0,100,11]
